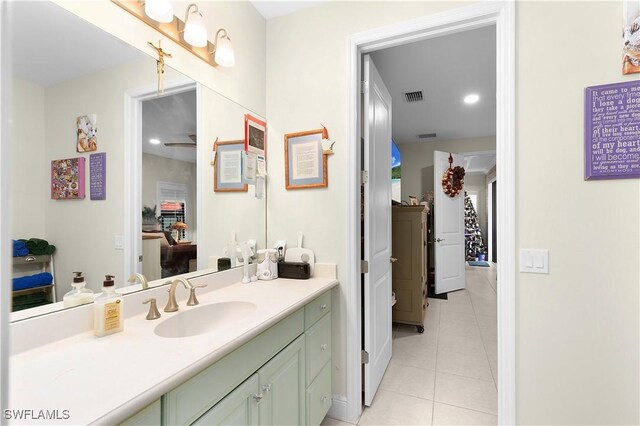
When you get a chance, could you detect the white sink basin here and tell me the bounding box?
[154,301,257,338]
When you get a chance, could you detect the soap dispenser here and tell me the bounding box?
[63,271,94,308]
[94,275,123,337]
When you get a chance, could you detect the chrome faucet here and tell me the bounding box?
[128,273,149,290]
[164,277,194,312]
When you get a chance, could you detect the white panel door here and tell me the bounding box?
[363,54,393,406]
[434,151,465,294]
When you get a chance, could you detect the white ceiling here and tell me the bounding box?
[10,1,144,87]
[142,90,197,163]
[464,152,496,174]
[370,25,496,145]
[250,0,326,20]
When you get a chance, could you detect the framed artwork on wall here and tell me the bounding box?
[245,114,266,158]
[76,114,98,152]
[51,157,86,199]
[214,139,247,192]
[284,129,328,190]
[623,0,640,74]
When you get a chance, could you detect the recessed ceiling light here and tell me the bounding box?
[149,138,161,145]
[464,94,480,104]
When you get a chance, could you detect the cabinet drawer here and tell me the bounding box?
[306,361,332,426]
[306,313,331,384]
[305,291,331,329]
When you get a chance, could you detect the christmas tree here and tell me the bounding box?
[464,192,485,260]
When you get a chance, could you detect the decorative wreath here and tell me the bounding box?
[441,154,465,198]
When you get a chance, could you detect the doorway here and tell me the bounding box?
[123,77,197,280]
[344,2,515,424]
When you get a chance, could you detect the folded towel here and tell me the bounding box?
[13,248,29,257]
[12,272,53,291]
[29,245,56,255]
[25,238,48,251]
[12,240,29,257]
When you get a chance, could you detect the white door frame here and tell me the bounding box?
[123,77,197,280]
[344,2,515,424]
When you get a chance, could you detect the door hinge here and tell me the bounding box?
[361,170,369,185]
[138,255,143,262]
[361,260,369,274]
[360,80,368,94]
[361,350,369,364]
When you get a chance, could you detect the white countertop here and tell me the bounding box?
[8,273,338,425]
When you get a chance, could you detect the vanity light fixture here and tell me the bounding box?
[183,4,207,48]
[144,0,173,23]
[211,29,235,68]
[464,93,480,104]
[112,0,235,68]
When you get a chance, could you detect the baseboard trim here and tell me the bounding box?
[327,394,350,423]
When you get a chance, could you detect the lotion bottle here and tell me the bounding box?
[94,275,123,337]
[63,271,94,308]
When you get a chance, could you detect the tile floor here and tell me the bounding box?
[323,264,498,426]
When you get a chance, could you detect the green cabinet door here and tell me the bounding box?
[193,374,260,426]
[258,335,306,426]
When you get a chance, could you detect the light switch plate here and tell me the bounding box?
[520,249,549,274]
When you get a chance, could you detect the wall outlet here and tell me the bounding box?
[114,235,124,250]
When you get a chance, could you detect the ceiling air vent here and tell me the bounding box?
[418,133,437,139]
[404,91,423,102]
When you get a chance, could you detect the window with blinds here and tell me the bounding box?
[157,182,189,240]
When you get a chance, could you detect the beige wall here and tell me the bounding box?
[517,2,638,424]
[53,0,266,117]
[42,58,180,296]
[11,79,47,239]
[267,1,639,423]
[197,86,267,269]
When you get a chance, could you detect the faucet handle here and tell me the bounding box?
[143,298,161,320]
[187,284,207,306]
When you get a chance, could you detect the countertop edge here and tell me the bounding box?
[92,278,339,425]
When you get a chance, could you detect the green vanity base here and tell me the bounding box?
[120,290,332,426]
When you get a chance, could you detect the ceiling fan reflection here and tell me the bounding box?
[164,134,197,148]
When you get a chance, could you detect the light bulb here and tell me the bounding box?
[144,0,174,23]
[184,9,208,47]
[464,94,480,104]
[215,36,235,67]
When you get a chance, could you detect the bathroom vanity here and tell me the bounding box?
[8,266,337,425]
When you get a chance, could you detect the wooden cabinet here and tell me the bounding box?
[194,375,260,426]
[258,335,306,425]
[122,290,333,426]
[391,206,428,333]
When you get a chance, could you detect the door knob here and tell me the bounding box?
[390,257,398,263]
[436,238,445,243]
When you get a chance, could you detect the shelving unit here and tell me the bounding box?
[12,254,57,312]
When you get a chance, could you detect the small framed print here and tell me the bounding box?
[51,157,86,199]
[214,140,247,192]
[284,129,328,190]
[245,114,266,158]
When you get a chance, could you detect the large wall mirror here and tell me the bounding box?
[9,2,266,320]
